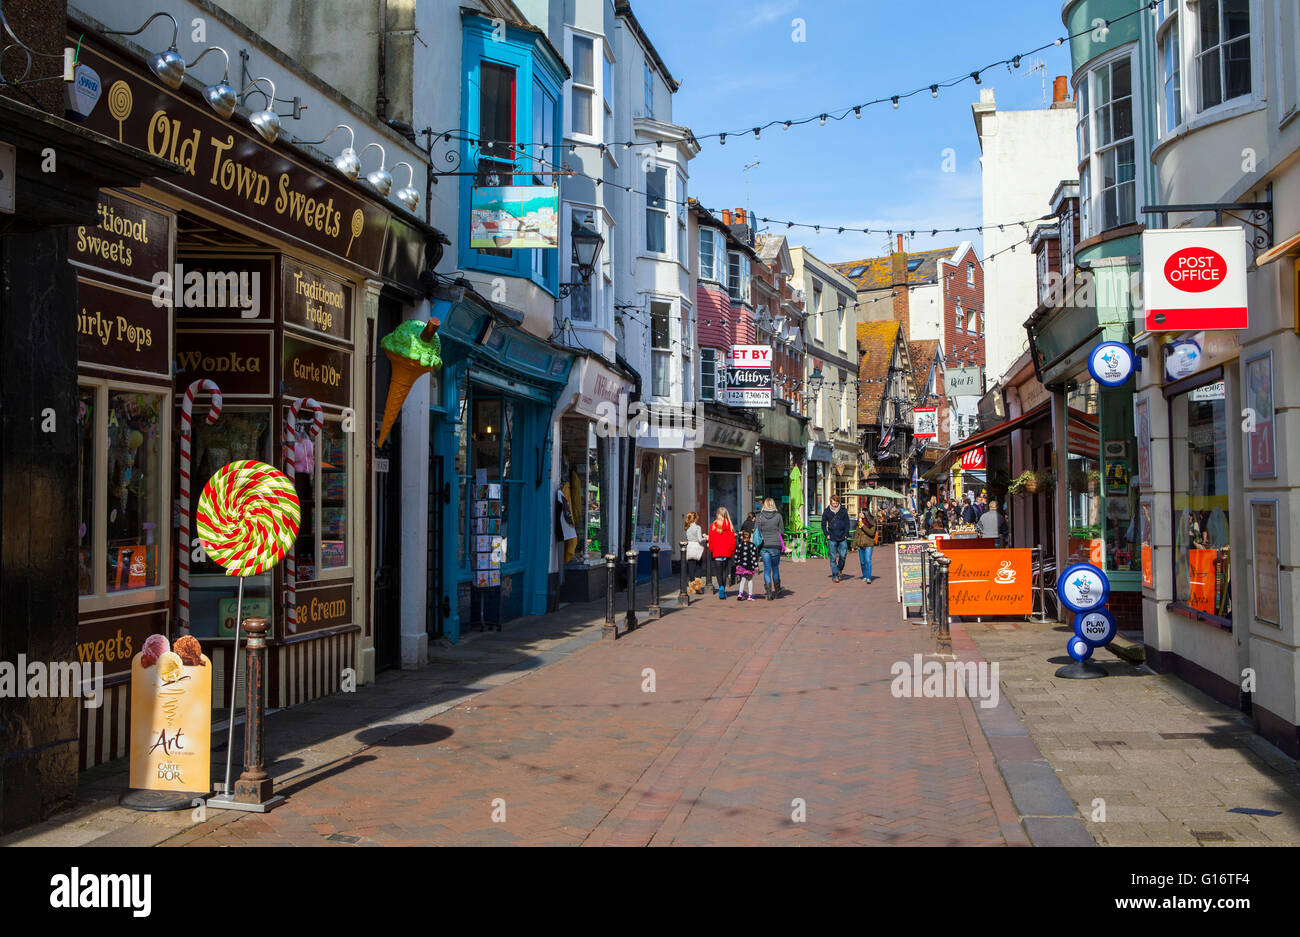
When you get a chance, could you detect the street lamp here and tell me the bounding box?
[558,221,604,299]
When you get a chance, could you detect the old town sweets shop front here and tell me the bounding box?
[69,28,440,768]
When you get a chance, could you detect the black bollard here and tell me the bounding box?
[920,545,930,628]
[678,540,691,607]
[232,618,281,807]
[624,549,639,631]
[704,544,713,589]
[936,554,952,653]
[604,553,617,639]
[648,545,662,619]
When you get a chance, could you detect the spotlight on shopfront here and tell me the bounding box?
[557,221,604,299]
[186,46,236,117]
[105,12,185,88]
[358,142,391,195]
[239,77,281,143]
[392,162,420,211]
[302,124,360,179]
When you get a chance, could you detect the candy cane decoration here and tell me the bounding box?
[177,379,222,635]
[283,396,324,632]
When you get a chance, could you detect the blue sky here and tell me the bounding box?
[633,0,1073,265]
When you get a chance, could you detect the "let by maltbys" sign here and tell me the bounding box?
[1142,227,1247,331]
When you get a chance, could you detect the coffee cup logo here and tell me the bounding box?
[994,560,1016,584]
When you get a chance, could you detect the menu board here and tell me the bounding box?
[896,540,928,613]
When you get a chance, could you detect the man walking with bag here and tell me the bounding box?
[822,495,851,583]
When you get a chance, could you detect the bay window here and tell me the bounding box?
[650,300,672,397]
[727,252,750,305]
[1076,52,1137,238]
[646,166,668,254]
[1159,3,1183,133]
[1196,0,1251,110]
[699,227,721,281]
[700,347,718,401]
[571,34,595,137]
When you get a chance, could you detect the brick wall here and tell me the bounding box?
[1105,589,1143,633]
[943,246,985,372]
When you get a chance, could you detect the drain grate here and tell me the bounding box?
[1094,739,1127,747]
[326,833,361,844]
[1159,732,1204,740]
[1190,830,1232,843]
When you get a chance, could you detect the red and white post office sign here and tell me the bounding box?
[1142,227,1248,331]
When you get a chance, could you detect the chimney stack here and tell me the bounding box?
[1051,76,1072,108]
[735,208,747,225]
[891,236,910,340]
[722,209,733,226]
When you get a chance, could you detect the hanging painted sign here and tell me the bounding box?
[1087,341,1134,387]
[1142,228,1248,330]
[913,406,937,439]
[470,186,559,249]
[723,345,772,408]
[1057,562,1110,614]
[959,447,986,470]
[944,366,982,397]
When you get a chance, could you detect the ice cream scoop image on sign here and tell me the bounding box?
[378,318,442,448]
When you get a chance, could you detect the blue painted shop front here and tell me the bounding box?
[429,292,573,641]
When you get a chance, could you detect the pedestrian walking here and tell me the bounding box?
[684,512,704,582]
[707,508,736,599]
[853,511,877,581]
[961,497,979,525]
[821,495,851,582]
[756,497,785,600]
[740,511,756,536]
[733,529,761,601]
[978,499,1008,546]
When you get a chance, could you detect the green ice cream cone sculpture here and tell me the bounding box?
[378,318,443,448]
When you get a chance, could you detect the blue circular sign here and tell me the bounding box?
[1074,608,1117,647]
[1057,563,1110,614]
[1087,341,1135,387]
[1165,338,1203,380]
[1068,637,1093,661]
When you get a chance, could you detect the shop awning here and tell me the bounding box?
[1255,229,1300,266]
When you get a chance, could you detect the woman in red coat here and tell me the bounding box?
[708,508,737,599]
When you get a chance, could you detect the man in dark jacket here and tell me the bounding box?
[961,497,979,525]
[822,496,851,582]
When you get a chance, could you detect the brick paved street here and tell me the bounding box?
[165,550,1032,847]
[12,548,1300,848]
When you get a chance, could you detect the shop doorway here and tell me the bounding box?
[709,457,742,525]
[372,299,402,671]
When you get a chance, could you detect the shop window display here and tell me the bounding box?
[289,415,351,582]
[1172,387,1231,619]
[467,396,518,567]
[561,421,605,562]
[77,387,96,596]
[105,391,164,592]
[632,451,669,543]
[188,408,273,637]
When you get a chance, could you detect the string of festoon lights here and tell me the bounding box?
[440,1,1152,154]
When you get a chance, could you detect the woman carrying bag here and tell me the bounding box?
[853,511,878,582]
[684,512,704,583]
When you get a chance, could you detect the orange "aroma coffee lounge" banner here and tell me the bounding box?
[941,548,1034,615]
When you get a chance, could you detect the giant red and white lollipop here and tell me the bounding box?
[195,460,299,577]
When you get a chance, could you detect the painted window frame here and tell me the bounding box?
[645,164,671,257]
[699,227,724,282]
[566,28,600,143]
[459,14,565,292]
[727,250,751,305]
[1075,45,1141,240]
[649,297,676,400]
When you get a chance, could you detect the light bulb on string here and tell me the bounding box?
[819,114,827,126]
[891,96,899,109]
[930,84,939,98]
[854,107,862,119]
